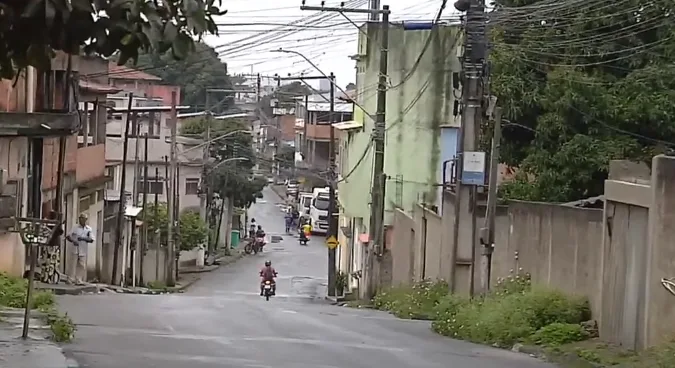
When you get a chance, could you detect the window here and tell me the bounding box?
[79,195,91,212]
[105,167,116,190]
[313,196,330,211]
[185,178,200,195]
[136,178,164,195]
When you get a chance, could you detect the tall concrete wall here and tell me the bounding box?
[389,155,675,351]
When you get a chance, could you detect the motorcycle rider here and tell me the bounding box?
[300,218,312,241]
[255,225,266,249]
[259,260,277,296]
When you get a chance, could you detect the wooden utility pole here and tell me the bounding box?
[140,133,149,286]
[112,93,134,285]
[480,107,501,294]
[166,91,177,286]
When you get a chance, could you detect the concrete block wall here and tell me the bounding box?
[389,155,675,351]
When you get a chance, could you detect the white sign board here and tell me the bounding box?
[461,151,486,185]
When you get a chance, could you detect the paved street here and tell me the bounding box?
[57,188,555,368]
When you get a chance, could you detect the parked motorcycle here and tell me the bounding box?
[262,280,275,301]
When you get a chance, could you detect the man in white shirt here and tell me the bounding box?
[65,213,94,285]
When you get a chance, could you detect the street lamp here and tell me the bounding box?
[206,157,250,175]
[180,129,252,155]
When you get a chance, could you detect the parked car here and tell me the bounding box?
[286,179,299,197]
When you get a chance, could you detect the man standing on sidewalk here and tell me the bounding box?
[65,213,94,285]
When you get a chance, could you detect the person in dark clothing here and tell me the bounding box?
[259,260,277,295]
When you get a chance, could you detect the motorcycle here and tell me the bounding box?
[254,236,266,253]
[244,237,264,255]
[298,228,308,245]
[262,280,275,301]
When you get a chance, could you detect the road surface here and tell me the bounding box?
[58,188,555,368]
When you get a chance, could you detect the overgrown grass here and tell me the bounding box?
[0,272,75,342]
[372,280,450,320]
[370,272,591,349]
[0,272,55,309]
[369,272,675,368]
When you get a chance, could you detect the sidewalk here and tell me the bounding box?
[0,308,77,368]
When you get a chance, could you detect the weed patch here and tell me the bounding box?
[0,272,75,342]
[372,280,449,320]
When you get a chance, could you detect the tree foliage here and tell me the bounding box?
[178,210,208,251]
[141,203,207,251]
[132,42,234,113]
[491,0,675,202]
[0,0,226,79]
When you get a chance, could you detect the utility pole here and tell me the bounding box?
[300,2,391,300]
[256,73,261,103]
[275,73,340,296]
[130,114,141,287]
[174,164,180,281]
[112,93,134,286]
[202,92,212,257]
[275,77,281,177]
[451,0,488,296]
[303,94,309,159]
[480,107,501,294]
[154,167,160,281]
[166,91,178,286]
[327,72,338,297]
[366,6,390,300]
[140,133,149,286]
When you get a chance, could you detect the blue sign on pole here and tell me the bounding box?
[461,151,486,186]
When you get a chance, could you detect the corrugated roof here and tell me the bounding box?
[108,62,162,81]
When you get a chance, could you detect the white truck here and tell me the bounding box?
[298,192,313,217]
[308,187,330,235]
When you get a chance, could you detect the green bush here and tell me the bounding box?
[0,272,54,309]
[532,323,589,346]
[432,288,591,348]
[372,280,449,320]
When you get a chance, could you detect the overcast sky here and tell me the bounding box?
[203,0,456,90]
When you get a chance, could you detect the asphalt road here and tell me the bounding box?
[57,188,556,368]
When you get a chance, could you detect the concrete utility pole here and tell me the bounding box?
[112,93,134,286]
[301,1,391,301]
[480,107,501,294]
[451,0,488,295]
[166,91,178,286]
[130,114,141,287]
[275,77,281,177]
[275,73,339,296]
[256,74,261,103]
[202,92,212,256]
[327,72,337,297]
[303,94,309,159]
[140,133,149,286]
